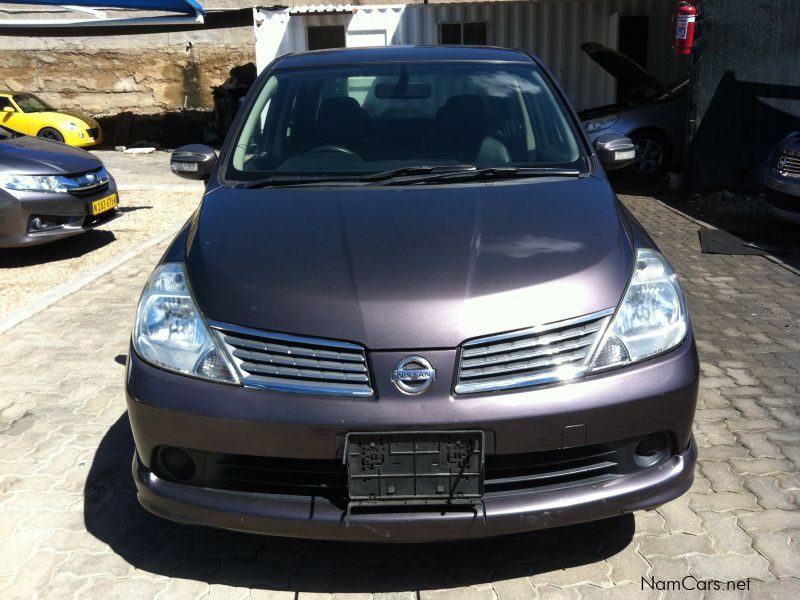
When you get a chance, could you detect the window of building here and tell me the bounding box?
[307,25,346,51]
[439,22,488,45]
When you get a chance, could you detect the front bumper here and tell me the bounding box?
[0,181,118,247]
[762,171,800,225]
[133,438,695,542]
[64,126,103,148]
[126,335,699,542]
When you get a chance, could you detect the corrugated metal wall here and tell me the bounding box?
[394,0,684,110]
[686,0,800,193]
[255,1,687,111]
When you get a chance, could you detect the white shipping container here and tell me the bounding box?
[254,1,686,111]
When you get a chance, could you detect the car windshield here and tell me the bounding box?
[225,61,588,183]
[13,94,55,113]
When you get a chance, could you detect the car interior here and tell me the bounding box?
[231,65,582,176]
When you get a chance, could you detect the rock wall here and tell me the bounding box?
[0,26,255,117]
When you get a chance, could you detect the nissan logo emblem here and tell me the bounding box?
[391,355,436,395]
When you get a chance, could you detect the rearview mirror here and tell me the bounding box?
[2,106,14,113]
[594,134,636,171]
[170,144,217,181]
[374,83,432,100]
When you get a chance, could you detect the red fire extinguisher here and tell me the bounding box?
[673,1,697,55]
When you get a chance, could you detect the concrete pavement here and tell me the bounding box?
[1,193,799,599]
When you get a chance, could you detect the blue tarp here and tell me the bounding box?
[4,0,203,15]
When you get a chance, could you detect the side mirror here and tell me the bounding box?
[2,106,15,113]
[594,134,636,171]
[170,144,217,181]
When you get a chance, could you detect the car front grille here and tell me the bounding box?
[152,435,665,503]
[484,444,623,496]
[68,181,109,197]
[774,151,800,178]
[206,453,348,501]
[454,310,612,394]
[66,167,110,197]
[212,322,374,397]
[86,127,100,139]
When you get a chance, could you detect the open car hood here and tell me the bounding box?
[581,42,664,100]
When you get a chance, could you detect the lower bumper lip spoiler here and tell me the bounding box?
[132,436,697,542]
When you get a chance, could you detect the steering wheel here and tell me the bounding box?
[305,145,361,159]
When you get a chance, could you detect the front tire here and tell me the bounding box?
[37,127,65,143]
[626,131,670,178]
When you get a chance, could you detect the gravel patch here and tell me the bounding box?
[0,189,201,320]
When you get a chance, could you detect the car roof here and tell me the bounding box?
[274,45,535,69]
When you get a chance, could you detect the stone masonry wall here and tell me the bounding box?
[0,26,255,117]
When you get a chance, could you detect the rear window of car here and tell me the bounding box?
[225,61,588,182]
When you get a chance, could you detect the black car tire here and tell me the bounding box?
[37,127,65,143]
[626,131,670,178]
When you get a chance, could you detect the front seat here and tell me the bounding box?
[429,95,511,164]
[307,97,371,155]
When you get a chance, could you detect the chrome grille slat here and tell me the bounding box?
[223,333,365,362]
[461,321,602,358]
[459,349,589,380]
[775,152,800,177]
[231,348,368,373]
[455,310,612,394]
[243,374,373,394]
[460,335,596,369]
[239,362,370,383]
[211,322,374,397]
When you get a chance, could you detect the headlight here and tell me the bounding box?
[65,122,81,132]
[583,114,619,133]
[0,174,68,193]
[589,249,688,371]
[133,263,238,383]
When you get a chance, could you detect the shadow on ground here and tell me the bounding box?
[85,414,635,592]
[609,173,800,271]
[0,230,116,267]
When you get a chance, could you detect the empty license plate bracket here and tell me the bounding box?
[345,431,484,506]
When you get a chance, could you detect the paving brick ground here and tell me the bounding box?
[1,193,799,599]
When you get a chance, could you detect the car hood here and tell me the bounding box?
[43,110,99,128]
[581,42,664,100]
[185,177,634,350]
[0,133,101,174]
[776,131,800,155]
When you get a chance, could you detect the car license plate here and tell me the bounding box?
[91,193,118,216]
[346,431,484,502]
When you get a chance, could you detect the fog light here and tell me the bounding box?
[29,216,68,232]
[634,433,670,468]
[158,447,196,481]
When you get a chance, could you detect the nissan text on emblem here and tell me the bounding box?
[391,356,436,395]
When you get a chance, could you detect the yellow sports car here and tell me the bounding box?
[0,92,102,147]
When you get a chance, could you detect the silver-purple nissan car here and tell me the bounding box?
[127,46,698,542]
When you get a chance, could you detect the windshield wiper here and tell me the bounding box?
[358,165,477,182]
[238,165,480,188]
[237,166,581,188]
[375,166,582,185]
[237,175,361,189]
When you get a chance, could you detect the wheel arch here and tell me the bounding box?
[627,127,674,162]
